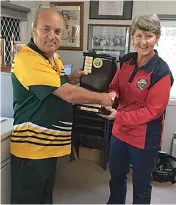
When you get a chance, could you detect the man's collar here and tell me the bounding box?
[28,38,48,60]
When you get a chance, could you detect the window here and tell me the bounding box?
[1,17,20,65]
[155,24,176,99]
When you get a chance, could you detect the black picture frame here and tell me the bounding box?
[89,0,133,20]
[87,24,131,61]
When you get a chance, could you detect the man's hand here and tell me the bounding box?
[100,93,114,107]
[68,68,88,85]
[109,91,116,101]
[98,106,117,120]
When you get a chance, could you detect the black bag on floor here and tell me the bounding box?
[153,151,176,184]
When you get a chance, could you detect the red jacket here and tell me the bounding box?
[109,51,174,149]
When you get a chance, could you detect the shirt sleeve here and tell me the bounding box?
[116,75,172,126]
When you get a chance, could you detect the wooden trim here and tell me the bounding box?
[0,65,11,73]
[0,38,5,66]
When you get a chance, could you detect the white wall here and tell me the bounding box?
[0,72,14,118]
[162,102,176,154]
[11,0,176,154]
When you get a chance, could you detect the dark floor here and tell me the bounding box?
[53,159,176,204]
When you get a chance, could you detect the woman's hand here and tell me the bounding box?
[68,68,88,85]
[98,106,117,120]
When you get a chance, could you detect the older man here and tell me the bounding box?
[10,8,113,204]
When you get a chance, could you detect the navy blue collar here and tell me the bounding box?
[129,50,159,73]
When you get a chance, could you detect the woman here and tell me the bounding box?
[102,14,174,204]
[62,13,72,41]
[61,13,76,45]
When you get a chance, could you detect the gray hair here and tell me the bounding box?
[32,7,63,30]
[131,14,161,37]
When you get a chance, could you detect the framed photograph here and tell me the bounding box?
[89,0,133,20]
[13,41,28,58]
[87,24,131,61]
[0,38,5,66]
[50,2,84,51]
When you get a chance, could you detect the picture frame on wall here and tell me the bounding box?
[0,38,5,66]
[87,24,131,61]
[89,0,133,20]
[50,2,84,51]
[13,41,28,58]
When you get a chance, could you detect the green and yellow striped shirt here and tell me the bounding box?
[11,38,73,159]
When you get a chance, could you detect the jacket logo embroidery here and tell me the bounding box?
[137,79,148,90]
